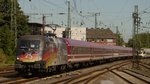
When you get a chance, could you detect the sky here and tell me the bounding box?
[18,0,150,42]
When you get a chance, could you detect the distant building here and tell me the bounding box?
[86,28,116,46]
[44,25,86,41]
[28,23,43,35]
[28,23,116,45]
[71,27,86,41]
[44,24,64,37]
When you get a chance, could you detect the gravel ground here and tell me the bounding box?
[92,72,128,84]
[27,59,150,84]
[94,58,150,84]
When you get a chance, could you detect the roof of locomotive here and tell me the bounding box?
[64,38,132,51]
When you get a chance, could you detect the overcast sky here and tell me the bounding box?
[18,0,150,42]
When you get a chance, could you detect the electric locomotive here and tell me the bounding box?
[15,35,68,73]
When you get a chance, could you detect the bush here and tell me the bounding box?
[0,49,6,64]
[0,48,15,66]
[5,55,15,65]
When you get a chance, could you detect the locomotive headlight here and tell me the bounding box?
[17,57,19,60]
[39,57,42,60]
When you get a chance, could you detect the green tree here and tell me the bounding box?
[126,38,133,47]
[116,34,124,46]
[0,0,30,58]
[127,33,150,48]
[0,25,15,56]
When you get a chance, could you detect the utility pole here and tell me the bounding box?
[132,5,141,69]
[11,0,13,31]
[14,0,17,48]
[11,0,17,48]
[147,31,149,48]
[42,15,46,35]
[116,26,120,46]
[65,0,71,38]
[94,13,100,28]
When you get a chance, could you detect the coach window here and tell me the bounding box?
[82,47,84,54]
[74,47,76,54]
[73,47,76,54]
[78,47,81,54]
[79,47,82,54]
[75,47,78,54]
[81,47,83,54]
[94,48,96,53]
[71,46,73,54]
[86,47,88,54]
[71,46,75,54]
[95,48,97,54]
[73,47,75,54]
[88,47,90,54]
[84,47,87,54]
[78,47,80,54]
[83,47,85,54]
[98,48,101,53]
[88,47,90,53]
[96,48,98,54]
[79,47,81,54]
[85,47,87,54]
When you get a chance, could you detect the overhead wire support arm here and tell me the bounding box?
[87,12,100,28]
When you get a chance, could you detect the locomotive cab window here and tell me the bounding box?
[19,40,40,51]
[17,40,40,55]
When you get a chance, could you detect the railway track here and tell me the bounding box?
[33,60,150,84]
[140,61,150,69]
[0,71,16,78]
[0,71,41,84]
[0,59,149,84]
[0,67,41,84]
[111,69,150,84]
[39,61,130,84]
[0,77,39,84]
[64,61,129,84]
[0,70,15,75]
[0,66,14,73]
[0,66,15,77]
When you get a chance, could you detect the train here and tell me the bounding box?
[139,48,150,57]
[15,35,133,74]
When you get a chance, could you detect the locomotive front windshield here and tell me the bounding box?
[17,40,40,54]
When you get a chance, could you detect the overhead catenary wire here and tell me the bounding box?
[19,0,149,30]
[140,6,150,13]
[43,0,66,11]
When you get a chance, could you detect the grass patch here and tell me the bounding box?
[0,49,6,63]
[0,49,15,68]
[5,55,15,65]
